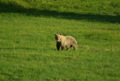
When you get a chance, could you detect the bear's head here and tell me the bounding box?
[55,33,63,42]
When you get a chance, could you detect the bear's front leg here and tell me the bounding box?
[61,46,65,50]
[67,45,71,51]
[56,42,61,51]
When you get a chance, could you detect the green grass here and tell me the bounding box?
[0,13,120,81]
[0,0,120,16]
[0,0,120,81]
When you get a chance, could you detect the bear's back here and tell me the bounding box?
[65,36,77,44]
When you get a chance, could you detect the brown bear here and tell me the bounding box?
[55,33,78,51]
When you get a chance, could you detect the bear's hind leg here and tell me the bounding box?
[66,45,72,51]
[73,46,77,50]
[67,47,70,51]
[73,45,77,51]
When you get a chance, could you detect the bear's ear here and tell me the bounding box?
[55,33,59,37]
[60,33,63,35]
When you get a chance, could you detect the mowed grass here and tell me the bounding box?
[0,13,120,81]
[0,0,120,81]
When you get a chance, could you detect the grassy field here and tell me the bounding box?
[0,0,120,81]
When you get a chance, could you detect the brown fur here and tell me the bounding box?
[55,33,78,51]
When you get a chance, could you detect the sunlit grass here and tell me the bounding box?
[0,13,120,81]
[0,0,120,81]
